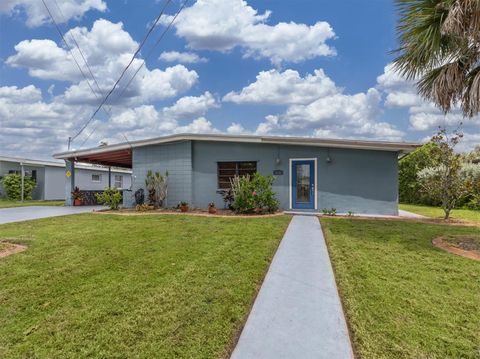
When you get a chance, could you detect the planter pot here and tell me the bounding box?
[180,205,189,212]
[208,207,217,214]
[74,198,82,206]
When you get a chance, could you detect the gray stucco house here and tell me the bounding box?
[0,155,132,200]
[54,134,419,214]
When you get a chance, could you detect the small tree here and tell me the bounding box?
[95,187,122,210]
[398,142,439,204]
[145,170,168,209]
[1,173,36,200]
[418,127,469,219]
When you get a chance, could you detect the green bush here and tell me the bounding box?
[1,173,36,200]
[231,173,279,214]
[95,187,122,210]
[399,143,439,205]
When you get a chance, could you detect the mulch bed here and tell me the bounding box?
[432,236,480,261]
[95,207,285,218]
[0,242,27,258]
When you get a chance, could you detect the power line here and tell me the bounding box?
[69,0,173,148]
[41,0,101,102]
[80,0,189,149]
[51,0,106,100]
[115,0,189,103]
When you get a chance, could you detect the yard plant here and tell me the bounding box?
[230,173,279,214]
[0,214,291,358]
[1,173,36,201]
[95,187,122,210]
[145,170,168,209]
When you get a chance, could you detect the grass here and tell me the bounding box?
[400,203,480,223]
[322,217,480,359]
[0,214,291,358]
[0,199,64,208]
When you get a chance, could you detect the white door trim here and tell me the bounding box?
[289,158,317,210]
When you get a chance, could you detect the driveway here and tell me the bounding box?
[231,215,354,359]
[0,206,104,225]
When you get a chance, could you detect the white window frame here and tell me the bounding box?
[289,158,318,210]
[114,174,123,188]
[91,173,102,183]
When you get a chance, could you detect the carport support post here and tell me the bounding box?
[65,160,75,206]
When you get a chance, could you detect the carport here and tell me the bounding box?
[54,145,132,206]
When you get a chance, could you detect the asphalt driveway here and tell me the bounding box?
[0,206,104,225]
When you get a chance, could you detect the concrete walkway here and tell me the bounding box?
[398,209,427,219]
[0,206,103,225]
[231,215,354,359]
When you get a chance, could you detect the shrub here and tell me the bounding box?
[459,163,480,209]
[398,142,439,205]
[95,187,122,210]
[145,170,168,209]
[231,173,279,214]
[1,173,36,200]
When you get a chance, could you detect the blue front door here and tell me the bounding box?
[291,160,315,209]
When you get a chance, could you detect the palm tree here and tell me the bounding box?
[393,0,480,117]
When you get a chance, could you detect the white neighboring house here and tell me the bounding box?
[0,155,132,200]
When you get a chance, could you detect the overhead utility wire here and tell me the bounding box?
[42,0,114,129]
[79,0,187,149]
[41,0,102,104]
[68,0,172,149]
[114,0,189,102]
[51,0,106,102]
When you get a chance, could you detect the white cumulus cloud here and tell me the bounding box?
[0,0,106,27]
[162,0,335,66]
[223,69,337,105]
[159,51,208,64]
[6,19,199,106]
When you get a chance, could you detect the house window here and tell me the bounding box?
[217,161,257,189]
[114,175,123,188]
[31,170,37,182]
[91,174,102,182]
[8,170,20,175]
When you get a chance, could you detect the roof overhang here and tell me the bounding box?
[53,133,421,167]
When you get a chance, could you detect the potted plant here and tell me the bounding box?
[208,202,217,214]
[179,201,189,212]
[71,186,83,206]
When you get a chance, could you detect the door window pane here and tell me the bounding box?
[296,164,310,203]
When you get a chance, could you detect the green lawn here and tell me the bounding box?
[0,214,291,358]
[400,203,480,223]
[322,218,480,359]
[0,199,64,208]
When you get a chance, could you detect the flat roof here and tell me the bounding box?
[0,155,132,173]
[53,133,421,168]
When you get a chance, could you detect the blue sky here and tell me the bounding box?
[1,0,478,159]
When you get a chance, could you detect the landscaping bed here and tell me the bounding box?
[0,214,291,358]
[0,241,27,258]
[98,207,284,218]
[322,217,480,359]
[432,235,480,261]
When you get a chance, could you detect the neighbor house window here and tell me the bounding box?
[114,175,123,188]
[91,174,101,182]
[217,161,257,189]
